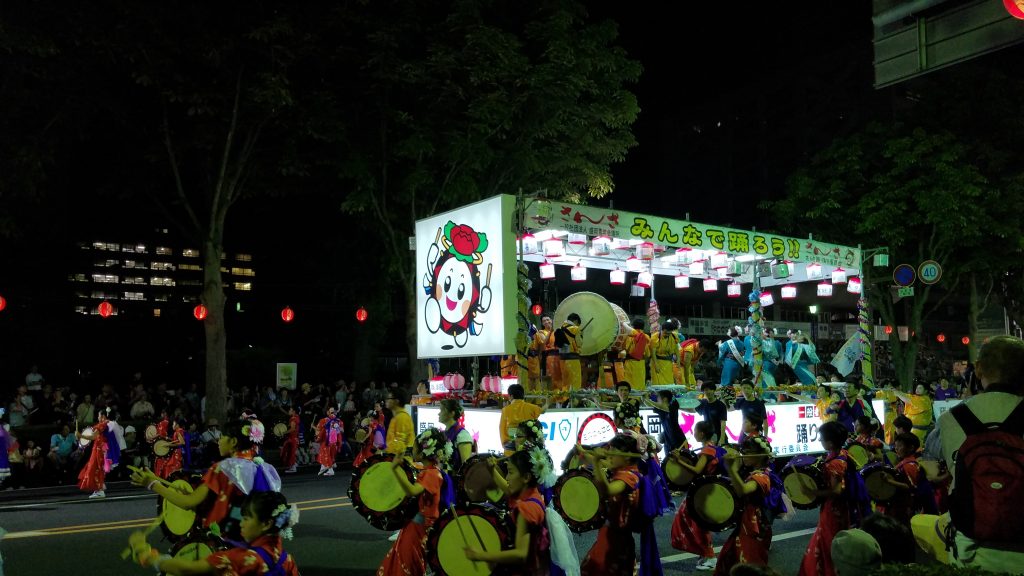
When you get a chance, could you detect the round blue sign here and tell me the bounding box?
[893,264,916,287]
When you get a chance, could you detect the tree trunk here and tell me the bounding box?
[203,237,228,424]
[968,273,981,362]
[405,277,428,383]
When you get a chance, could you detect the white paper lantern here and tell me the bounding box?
[831,267,847,284]
[592,236,612,256]
[817,282,833,297]
[543,239,564,258]
[520,234,538,255]
[727,283,742,297]
[710,251,728,269]
[539,261,556,280]
[626,255,644,272]
[567,233,587,246]
[636,242,655,261]
[703,278,717,292]
[717,267,730,279]
[570,263,587,282]
[689,260,706,276]
[781,285,797,299]
[676,247,694,265]
[847,276,862,294]
[674,274,690,289]
[636,271,654,289]
[610,268,626,285]
[806,262,823,280]
[759,292,774,307]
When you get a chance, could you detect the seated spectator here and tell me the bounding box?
[860,513,915,565]
[9,385,34,427]
[130,393,155,420]
[76,395,96,426]
[831,528,882,576]
[22,440,43,486]
[25,365,45,392]
[122,424,149,471]
[48,423,77,476]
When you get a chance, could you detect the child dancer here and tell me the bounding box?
[797,421,851,576]
[671,421,722,571]
[876,432,925,525]
[715,437,775,575]
[579,433,645,576]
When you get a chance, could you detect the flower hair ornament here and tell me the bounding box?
[272,503,300,540]
[519,419,545,445]
[620,430,649,459]
[528,445,557,488]
[417,428,452,461]
[242,419,266,444]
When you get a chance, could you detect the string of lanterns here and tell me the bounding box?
[80,300,372,325]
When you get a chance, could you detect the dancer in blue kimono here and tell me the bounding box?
[789,333,820,386]
[718,327,746,385]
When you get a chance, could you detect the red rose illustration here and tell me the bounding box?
[450,224,479,255]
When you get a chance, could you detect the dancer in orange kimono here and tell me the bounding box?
[315,407,343,477]
[77,409,111,498]
[280,406,301,473]
[161,418,187,479]
[797,421,851,576]
[579,433,643,575]
[671,421,721,571]
[714,437,774,575]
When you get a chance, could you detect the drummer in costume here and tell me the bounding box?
[77,408,112,499]
[670,421,722,571]
[384,389,415,457]
[280,406,300,474]
[848,416,883,465]
[718,327,746,385]
[538,315,563,393]
[893,384,934,443]
[619,319,650,389]
[315,406,343,477]
[645,389,686,453]
[354,409,386,468]
[131,419,281,540]
[127,490,300,575]
[797,421,852,576]
[526,320,544,391]
[439,399,474,471]
[788,385,839,423]
[649,319,681,386]
[500,385,546,456]
[597,382,644,434]
[153,409,172,479]
[467,447,558,574]
[578,433,648,576]
[678,337,706,386]
[875,432,925,526]
[162,417,188,479]
[788,333,820,386]
[556,313,584,397]
[715,438,775,575]
[377,427,452,576]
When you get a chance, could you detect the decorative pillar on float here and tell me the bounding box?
[747,273,766,388]
[515,194,532,389]
[858,298,874,389]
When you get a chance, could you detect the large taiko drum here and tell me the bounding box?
[663,450,699,491]
[158,471,203,542]
[553,292,629,355]
[861,462,906,506]
[686,475,741,532]
[781,454,828,510]
[347,453,418,530]
[458,454,506,507]
[426,504,515,576]
[553,468,606,533]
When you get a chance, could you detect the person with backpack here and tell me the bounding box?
[715,437,775,575]
[555,313,584,399]
[378,427,454,576]
[127,491,300,575]
[671,421,725,571]
[936,335,1024,572]
[797,421,854,576]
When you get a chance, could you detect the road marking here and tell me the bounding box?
[658,527,817,564]
[0,493,348,511]
[3,500,352,540]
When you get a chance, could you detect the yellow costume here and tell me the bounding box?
[500,355,518,378]
[880,389,899,445]
[499,399,543,456]
[558,322,583,394]
[527,330,544,390]
[649,330,680,385]
[621,328,649,389]
[385,410,414,456]
[678,338,702,386]
[902,393,934,443]
[540,328,562,391]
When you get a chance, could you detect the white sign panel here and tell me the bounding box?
[416,400,885,475]
[415,195,516,358]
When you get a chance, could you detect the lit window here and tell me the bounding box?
[154,293,169,302]
[123,292,146,301]
[136,244,147,253]
[183,248,199,258]
[156,247,172,255]
[150,277,175,287]
[92,274,119,284]
[230,267,255,277]
[180,264,201,271]
[153,308,161,317]
[75,306,88,314]
[181,279,202,287]
[233,282,252,291]
[71,273,87,282]
[236,253,253,262]
[151,262,175,271]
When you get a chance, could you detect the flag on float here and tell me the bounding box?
[830,332,863,376]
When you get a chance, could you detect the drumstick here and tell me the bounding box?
[119,516,163,560]
[448,505,484,569]
[463,507,489,553]
[485,263,492,287]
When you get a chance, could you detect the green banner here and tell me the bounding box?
[526,200,861,269]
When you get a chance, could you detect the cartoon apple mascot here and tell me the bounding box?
[423,221,493,349]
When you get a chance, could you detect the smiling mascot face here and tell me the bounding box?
[431,252,480,334]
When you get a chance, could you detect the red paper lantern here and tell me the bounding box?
[281,306,295,323]
[98,301,114,318]
[531,304,543,316]
[936,333,946,343]
[193,304,208,321]
[962,336,970,345]
[0,295,6,312]
[355,307,368,323]
[884,326,893,335]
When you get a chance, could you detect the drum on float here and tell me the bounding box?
[426,504,515,576]
[347,453,419,531]
[552,292,630,356]
[780,455,828,510]
[686,475,742,532]
[662,450,699,491]
[158,471,204,542]
[861,462,906,506]
[552,468,606,533]
[457,454,506,507]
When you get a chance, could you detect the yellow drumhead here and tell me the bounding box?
[359,461,406,512]
[847,445,869,469]
[694,483,736,525]
[173,541,214,560]
[912,514,950,565]
[560,475,600,522]
[663,459,694,486]
[162,480,197,536]
[437,515,502,576]
[784,472,817,506]
[865,470,897,501]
